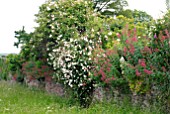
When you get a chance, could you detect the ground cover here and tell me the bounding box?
[0,81,161,114]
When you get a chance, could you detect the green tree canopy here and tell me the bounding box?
[93,0,128,16]
[118,9,153,23]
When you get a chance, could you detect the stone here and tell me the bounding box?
[45,82,65,96]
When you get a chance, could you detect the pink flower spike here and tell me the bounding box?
[131,37,137,42]
[135,69,141,76]
[144,69,152,75]
[138,59,146,68]
[116,33,121,38]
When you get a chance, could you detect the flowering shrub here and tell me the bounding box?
[6,54,25,82]
[22,59,53,81]
[37,0,105,107]
[148,30,170,111]
[10,0,170,110]
[119,25,170,112]
[91,44,130,93]
[117,27,152,94]
[104,15,151,49]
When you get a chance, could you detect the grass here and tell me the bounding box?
[0,81,161,114]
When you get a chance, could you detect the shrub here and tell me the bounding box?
[22,59,53,81]
[118,25,170,112]
[91,44,130,94]
[0,57,10,80]
[6,54,24,82]
[40,0,103,107]
[148,30,170,112]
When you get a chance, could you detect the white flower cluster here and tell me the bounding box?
[44,0,100,89]
[47,34,95,88]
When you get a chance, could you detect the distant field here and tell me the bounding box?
[0,81,161,114]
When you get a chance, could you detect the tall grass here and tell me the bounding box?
[0,81,162,114]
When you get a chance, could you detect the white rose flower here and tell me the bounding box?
[120,56,125,63]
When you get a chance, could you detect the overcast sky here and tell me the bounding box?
[0,0,166,54]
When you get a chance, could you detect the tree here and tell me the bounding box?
[118,9,133,18]
[118,9,153,23]
[166,0,170,10]
[93,0,128,16]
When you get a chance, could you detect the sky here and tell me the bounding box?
[0,0,167,54]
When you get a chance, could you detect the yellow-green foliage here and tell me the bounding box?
[104,15,152,49]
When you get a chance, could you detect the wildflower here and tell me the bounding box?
[123,47,127,55]
[161,36,166,41]
[104,78,111,84]
[116,39,120,42]
[135,69,141,76]
[126,39,130,44]
[138,59,146,68]
[111,76,115,80]
[129,45,135,55]
[162,66,166,72]
[116,33,121,38]
[154,33,157,38]
[165,29,170,37]
[91,28,94,32]
[144,69,152,75]
[106,67,111,72]
[131,37,137,42]
[154,48,159,52]
[143,46,152,54]
[108,32,112,36]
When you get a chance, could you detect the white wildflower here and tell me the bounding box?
[83,37,88,42]
[91,28,94,32]
[108,32,112,36]
[47,7,50,11]
[58,34,63,38]
[116,39,120,42]
[104,35,108,39]
[87,51,92,56]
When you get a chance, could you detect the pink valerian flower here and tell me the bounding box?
[12,76,17,81]
[134,28,137,32]
[126,39,130,44]
[101,76,106,81]
[138,59,146,68]
[161,36,166,42]
[116,33,121,38]
[99,68,106,81]
[135,69,141,76]
[131,36,137,42]
[123,47,127,55]
[127,29,132,37]
[144,69,152,75]
[165,29,170,38]
[106,67,111,72]
[104,76,115,84]
[104,78,111,84]
[154,48,159,52]
[143,46,152,54]
[106,49,114,56]
[162,66,166,72]
[94,72,98,76]
[129,44,135,55]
